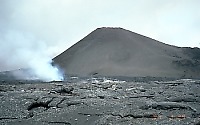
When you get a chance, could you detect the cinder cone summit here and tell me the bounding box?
[54,27,200,78]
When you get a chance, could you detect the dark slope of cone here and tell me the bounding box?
[53,27,200,78]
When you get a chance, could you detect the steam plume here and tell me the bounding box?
[0,30,64,81]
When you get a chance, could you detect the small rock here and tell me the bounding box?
[98,95,105,99]
[53,86,74,94]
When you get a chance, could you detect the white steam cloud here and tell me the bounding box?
[0,30,64,81]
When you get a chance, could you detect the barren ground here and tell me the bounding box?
[0,77,200,125]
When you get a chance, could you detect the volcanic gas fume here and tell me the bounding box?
[33,59,64,81]
[0,30,64,81]
[28,55,64,81]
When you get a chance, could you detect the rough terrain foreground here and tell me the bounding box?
[0,77,200,125]
[54,27,200,78]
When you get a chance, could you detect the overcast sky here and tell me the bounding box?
[0,0,200,58]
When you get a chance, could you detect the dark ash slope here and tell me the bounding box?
[54,27,200,78]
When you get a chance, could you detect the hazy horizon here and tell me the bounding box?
[0,0,200,72]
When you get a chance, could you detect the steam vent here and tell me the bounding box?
[54,27,200,78]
